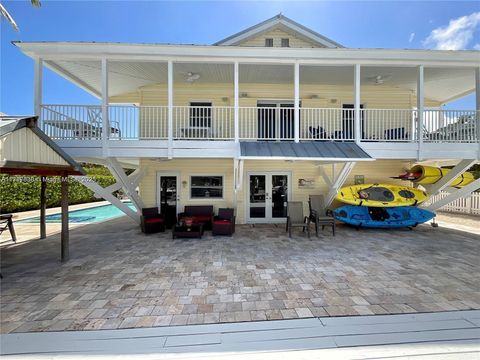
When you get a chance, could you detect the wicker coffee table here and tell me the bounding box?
[172,223,204,239]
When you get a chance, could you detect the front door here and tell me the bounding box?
[157,172,179,228]
[247,172,290,223]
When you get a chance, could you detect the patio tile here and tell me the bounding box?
[250,310,267,321]
[1,220,479,333]
[203,312,220,323]
[153,315,173,326]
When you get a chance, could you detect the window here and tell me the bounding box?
[189,102,212,127]
[281,38,290,47]
[265,38,273,47]
[190,176,223,198]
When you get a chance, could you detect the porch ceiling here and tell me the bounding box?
[45,60,475,103]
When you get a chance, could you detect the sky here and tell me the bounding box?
[1,0,479,115]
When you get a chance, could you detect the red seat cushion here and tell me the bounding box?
[192,215,212,223]
[145,218,164,224]
[213,219,231,224]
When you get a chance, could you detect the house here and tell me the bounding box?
[14,14,480,225]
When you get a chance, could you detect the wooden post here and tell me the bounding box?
[40,176,47,239]
[61,173,69,262]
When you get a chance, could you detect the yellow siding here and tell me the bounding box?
[238,29,320,48]
[138,158,411,224]
[139,158,235,213]
[0,128,69,166]
[109,81,442,139]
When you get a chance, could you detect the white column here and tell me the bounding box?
[354,64,361,144]
[34,57,43,120]
[294,62,300,143]
[101,58,109,154]
[475,67,480,144]
[417,65,424,159]
[168,60,173,159]
[234,61,239,143]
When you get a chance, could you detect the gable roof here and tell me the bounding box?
[214,14,344,48]
[0,116,85,175]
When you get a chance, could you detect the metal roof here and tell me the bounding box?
[240,141,373,161]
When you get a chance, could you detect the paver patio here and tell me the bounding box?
[1,217,479,334]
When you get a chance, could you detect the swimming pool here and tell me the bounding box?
[18,202,136,224]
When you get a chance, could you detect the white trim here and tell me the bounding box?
[167,60,173,159]
[101,58,109,156]
[15,42,480,68]
[475,67,480,157]
[214,16,341,48]
[354,64,361,144]
[189,174,225,201]
[234,61,239,143]
[421,159,476,197]
[239,156,373,162]
[74,176,140,223]
[106,157,145,211]
[34,57,43,119]
[245,171,292,224]
[417,65,424,160]
[294,62,300,143]
[156,171,180,215]
[423,178,480,212]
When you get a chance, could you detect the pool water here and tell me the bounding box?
[18,202,136,224]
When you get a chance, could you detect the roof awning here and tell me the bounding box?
[0,116,85,176]
[239,141,373,161]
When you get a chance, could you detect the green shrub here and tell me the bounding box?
[0,174,116,213]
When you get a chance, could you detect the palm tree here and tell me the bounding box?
[0,0,40,31]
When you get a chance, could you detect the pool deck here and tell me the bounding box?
[0,201,115,244]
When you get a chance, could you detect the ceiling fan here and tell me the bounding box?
[368,74,392,85]
[186,72,201,82]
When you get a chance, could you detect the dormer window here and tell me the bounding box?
[281,38,290,47]
[265,38,273,47]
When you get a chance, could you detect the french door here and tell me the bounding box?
[247,172,291,223]
[257,101,295,140]
[156,172,179,228]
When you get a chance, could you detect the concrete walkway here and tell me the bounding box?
[1,310,479,358]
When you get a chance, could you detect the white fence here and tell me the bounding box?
[427,191,480,215]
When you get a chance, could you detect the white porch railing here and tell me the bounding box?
[40,104,479,143]
[425,191,480,215]
[423,110,478,143]
[361,109,416,142]
[173,106,233,140]
[239,107,297,140]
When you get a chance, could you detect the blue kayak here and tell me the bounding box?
[333,205,435,229]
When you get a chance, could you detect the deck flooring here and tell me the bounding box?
[1,310,479,357]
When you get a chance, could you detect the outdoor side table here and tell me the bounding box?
[172,223,204,239]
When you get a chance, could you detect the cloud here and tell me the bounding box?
[408,32,415,43]
[424,12,480,50]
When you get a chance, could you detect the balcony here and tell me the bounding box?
[41,104,479,144]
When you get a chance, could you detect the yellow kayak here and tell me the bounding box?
[394,165,474,188]
[336,183,428,207]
